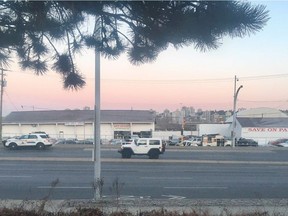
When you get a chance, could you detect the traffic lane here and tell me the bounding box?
[0,149,288,165]
[1,160,288,199]
[102,162,288,199]
[0,144,93,158]
[0,144,122,159]
[0,161,94,199]
[1,144,288,162]
[164,147,288,162]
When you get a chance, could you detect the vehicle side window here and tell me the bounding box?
[28,135,37,139]
[20,135,28,139]
[137,140,147,145]
[40,135,48,138]
[149,140,160,145]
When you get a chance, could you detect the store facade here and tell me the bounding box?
[2,109,155,140]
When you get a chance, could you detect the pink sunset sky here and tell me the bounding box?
[2,1,288,116]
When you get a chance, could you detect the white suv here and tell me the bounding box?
[118,138,165,159]
[4,133,53,150]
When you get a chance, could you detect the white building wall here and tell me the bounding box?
[153,130,198,140]
[101,123,114,140]
[3,124,59,137]
[3,125,21,137]
[241,127,288,145]
[2,122,154,140]
[54,124,77,139]
[132,123,154,132]
[153,131,182,140]
[198,124,231,137]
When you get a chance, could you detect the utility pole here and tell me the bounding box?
[181,117,185,142]
[0,68,6,144]
[93,15,101,200]
[231,75,243,147]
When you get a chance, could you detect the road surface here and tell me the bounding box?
[1,144,288,200]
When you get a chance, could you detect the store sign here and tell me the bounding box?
[247,127,288,132]
[113,123,131,130]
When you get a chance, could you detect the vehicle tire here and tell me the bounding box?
[149,150,159,159]
[9,143,17,150]
[122,149,132,158]
[36,143,45,150]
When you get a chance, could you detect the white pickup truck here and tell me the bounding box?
[118,138,165,159]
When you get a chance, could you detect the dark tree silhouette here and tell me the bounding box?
[0,1,269,89]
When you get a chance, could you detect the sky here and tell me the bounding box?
[2,1,288,116]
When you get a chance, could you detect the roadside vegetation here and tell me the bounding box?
[1,177,285,216]
[0,206,285,216]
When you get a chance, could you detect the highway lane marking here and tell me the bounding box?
[0,175,32,178]
[37,185,227,190]
[141,177,195,180]
[162,195,186,200]
[0,157,89,162]
[164,186,228,189]
[102,195,152,200]
[1,157,288,165]
[83,148,275,153]
[37,186,91,189]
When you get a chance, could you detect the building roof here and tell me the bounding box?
[3,110,155,124]
[226,107,287,123]
[237,107,287,118]
[237,117,288,128]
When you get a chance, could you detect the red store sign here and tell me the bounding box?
[113,123,131,130]
[247,127,288,132]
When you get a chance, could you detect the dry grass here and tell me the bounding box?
[0,206,284,216]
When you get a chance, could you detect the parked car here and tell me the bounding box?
[55,139,77,144]
[274,140,288,147]
[190,137,202,146]
[168,138,180,146]
[178,140,198,147]
[268,138,288,146]
[224,138,232,146]
[109,139,123,145]
[236,138,258,147]
[77,139,94,144]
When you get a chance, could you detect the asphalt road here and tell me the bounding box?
[1,144,288,200]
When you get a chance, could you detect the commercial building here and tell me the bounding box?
[3,107,288,145]
[2,109,155,140]
[229,107,288,145]
[234,117,288,145]
[196,108,288,145]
